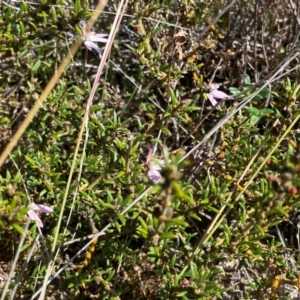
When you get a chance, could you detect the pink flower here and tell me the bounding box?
[207,83,229,106]
[79,20,108,54]
[27,202,53,228]
[146,150,165,183]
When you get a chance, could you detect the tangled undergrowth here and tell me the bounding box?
[1,0,300,299]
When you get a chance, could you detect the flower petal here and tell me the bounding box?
[27,209,44,228]
[146,149,153,165]
[148,170,162,183]
[209,90,229,100]
[207,93,218,106]
[32,204,53,213]
[84,41,101,53]
[149,160,164,171]
[90,33,109,43]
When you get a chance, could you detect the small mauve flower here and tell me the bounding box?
[79,20,108,54]
[207,83,229,106]
[146,149,165,183]
[27,202,53,228]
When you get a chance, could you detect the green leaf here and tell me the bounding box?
[19,21,25,34]
[253,88,270,100]
[190,212,201,221]
[12,223,24,235]
[250,115,259,125]
[182,105,201,112]
[21,1,29,13]
[160,232,177,239]
[170,89,178,106]
[114,220,121,232]
[3,33,14,41]
[28,22,38,32]
[21,243,30,252]
[51,6,57,20]
[32,60,41,73]
[114,137,125,150]
[73,85,85,95]
[99,200,115,210]
[229,87,241,95]
[190,262,198,279]
[25,156,37,167]
[138,216,148,229]
[106,270,115,281]
[170,254,176,267]
[244,74,251,85]
[74,0,82,14]
[136,227,149,238]
[166,217,188,227]
[117,213,126,225]
[200,198,209,204]
[161,126,171,135]
[172,181,194,204]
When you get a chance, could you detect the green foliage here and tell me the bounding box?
[0,171,28,234]
[1,0,300,299]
